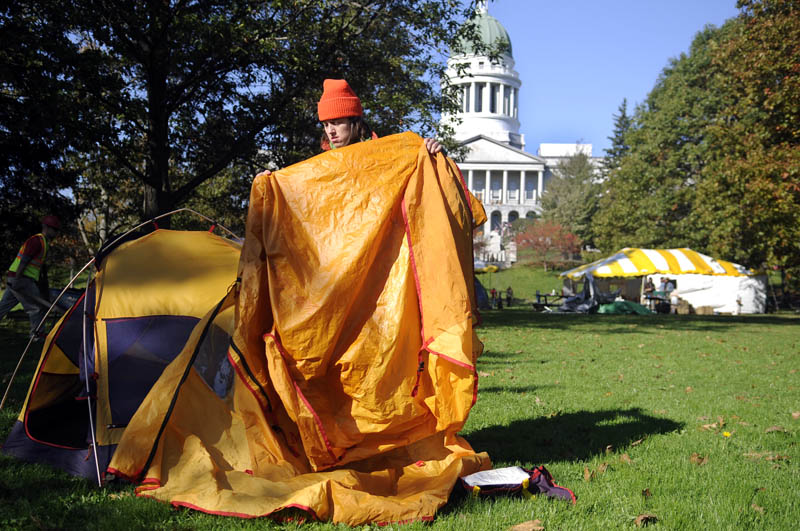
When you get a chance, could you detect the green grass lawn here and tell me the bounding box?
[2,307,799,530]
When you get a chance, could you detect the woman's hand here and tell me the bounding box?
[423,138,443,155]
[256,169,273,178]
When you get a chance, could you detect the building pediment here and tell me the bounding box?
[460,135,545,164]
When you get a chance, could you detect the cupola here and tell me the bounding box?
[442,0,524,149]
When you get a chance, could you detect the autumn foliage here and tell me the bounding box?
[514,220,581,271]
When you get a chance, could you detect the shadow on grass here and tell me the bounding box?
[478,350,537,362]
[477,384,551,394]
[477,307,799,333]
[463,407,682,465]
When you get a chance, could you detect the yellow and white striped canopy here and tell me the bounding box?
[561,248,754,281]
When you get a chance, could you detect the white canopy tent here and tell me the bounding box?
[561,248,767,314]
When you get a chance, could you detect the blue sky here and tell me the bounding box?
[480,0,741,155]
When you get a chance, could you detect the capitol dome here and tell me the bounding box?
[442,0,522,148]
[457,3,513,58]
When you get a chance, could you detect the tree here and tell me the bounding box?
[540,147,600,249]
[515,220,580,271]
[593,22,736,254]
[3,0,482,231]
[593,1,800,273]
[694,0,800,270]
[603,98,632,177]
[0,2,81,263]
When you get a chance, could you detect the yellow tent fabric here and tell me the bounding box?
[19,230,242,440]
[108,132,490,525]
[561,247,755,281]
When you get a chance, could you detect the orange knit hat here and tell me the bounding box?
[317,79,363,121]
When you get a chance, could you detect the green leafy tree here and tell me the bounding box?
[594,1,799,274]
[0,2,81,263]
[3,0,482,231]
[695,0,800,270]
[593,23,735,254]
[540,147,600,249]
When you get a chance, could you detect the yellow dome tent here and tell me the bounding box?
[2,227,242,480]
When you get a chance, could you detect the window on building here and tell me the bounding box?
[503,85,510,115]
[491,211,502,232]
[489,83,497,113]
[478,61,484,70]
[475,83,484,112]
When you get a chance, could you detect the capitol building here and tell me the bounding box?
[442,1,600,264]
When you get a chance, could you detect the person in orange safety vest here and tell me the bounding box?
[0,215,61,336]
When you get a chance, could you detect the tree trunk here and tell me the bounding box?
[143,184,171,228]
[142,3,172,228]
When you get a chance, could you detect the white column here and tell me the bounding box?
[484,170,490,204]
[537,171,544,202]
[515,88,519,119]
[520,170,526,205]
[502,170,508,205]
[468,169,473,193]
[471,82,476,112]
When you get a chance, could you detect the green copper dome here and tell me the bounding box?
[457,9,513,58]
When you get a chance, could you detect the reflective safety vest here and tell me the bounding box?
[8,233,48,281]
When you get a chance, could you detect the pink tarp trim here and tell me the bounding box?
[400,197,427,344]
[264,332,339,463]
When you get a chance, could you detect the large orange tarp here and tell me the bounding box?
[108,132,490,525]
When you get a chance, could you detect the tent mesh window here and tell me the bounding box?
[191,319,235,403]
[105,315,199,427]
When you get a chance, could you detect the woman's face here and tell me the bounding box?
[323,118,354,148]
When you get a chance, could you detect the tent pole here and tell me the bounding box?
[99,208,241,253]
[640,276,646,305]
[1,258,96,411]
[80,269,103,487]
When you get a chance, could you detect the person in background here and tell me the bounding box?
[0,215,61,336]
[665,278,675,293]
[657,277,667,293]
[644,278,655,295]
[505,286,513,307]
